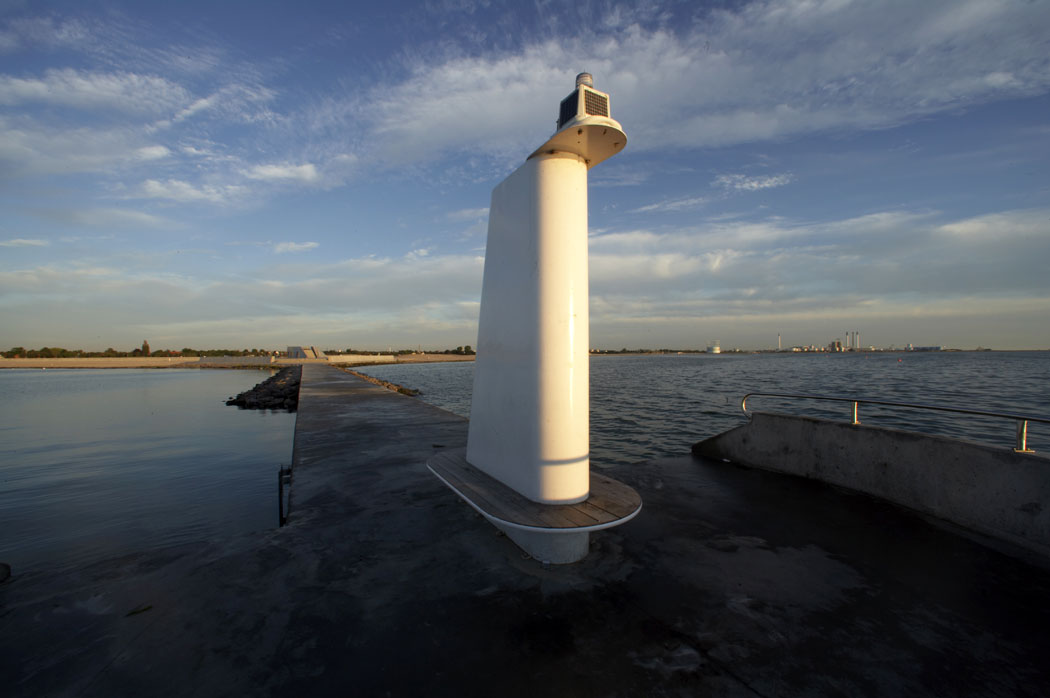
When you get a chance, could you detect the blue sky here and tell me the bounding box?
[1,0,1048,352]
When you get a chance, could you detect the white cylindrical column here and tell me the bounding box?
[535,151,590,501]
[467,151,590,504]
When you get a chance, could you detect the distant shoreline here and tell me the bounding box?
[2,349,1041,370]
[0,354,476,370]
[589,349,1037,356]
[0,357,206,369]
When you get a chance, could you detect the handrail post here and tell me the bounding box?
[1015,420,1035,453]
[851,401,860,425]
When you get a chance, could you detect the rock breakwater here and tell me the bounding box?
[226,367,301,411]
[339,368,420,396]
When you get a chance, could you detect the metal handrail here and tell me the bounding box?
[741,392,1050,454]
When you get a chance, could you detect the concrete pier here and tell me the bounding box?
[2,364,1050,696]
[694,411,1050,557]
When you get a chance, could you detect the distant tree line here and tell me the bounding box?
[589,348,660,354]
[2,345,275,359]
[329,346,476,356]
[333,348,386,355]
[3,344,481,359]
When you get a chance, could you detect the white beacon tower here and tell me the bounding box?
[428,73,640,563]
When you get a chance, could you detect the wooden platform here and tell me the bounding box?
[427,448,642,532]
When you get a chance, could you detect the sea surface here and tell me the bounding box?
[0,369,294,573]
[358,351,1050,468]
[2,353,1047,575]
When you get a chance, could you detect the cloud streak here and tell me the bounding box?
[0,238,50,247]
[0,250,486,348]
[588,208,1050,314]
[0,116,175,176]
[273,242,319,253]
[140,179,243,204]
[631,195,709,213]
[0,68,189,113]
[345,0,1050,166]
[57,208,171,229]
[244,163,319,183]
[713,173,794,191]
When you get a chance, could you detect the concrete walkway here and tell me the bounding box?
[2,364,1049,696]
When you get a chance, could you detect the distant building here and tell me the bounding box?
[287,346,325,359]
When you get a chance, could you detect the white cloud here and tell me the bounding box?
[140,179,243,203]
[0,251,486,349]
[586,207,1050,316]
[588,294,1050,350]
[446,207,490,239]
[349,0,1050,163]
[592,252,709,282]
[0,116,176,176]
[0,69,190,114]
[243,163,319,183]
[171,84,276,124]
[446,207,489,221]
[631,196,708,213]
[983,72,1021,90]
[134,145,171,161]
[713,173,794,191]
[0,17,92,53]
[274,242,319,253]
[61,208,170,229]
[4,1,1047,191]
[0,238,50,247]
[936,209,1047,239]
[592,167,652,187]
[174,95,218,121]
[588,230,665,249]
[358,49,573,164]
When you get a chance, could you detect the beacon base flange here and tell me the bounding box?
[428,448,641,564]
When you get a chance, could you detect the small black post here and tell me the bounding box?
[278,465,292,526]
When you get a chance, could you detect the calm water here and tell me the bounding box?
[359,351,1050,468]
[0,369,294,572]
[3,354,1046,574]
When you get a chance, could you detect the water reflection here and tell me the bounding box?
[0,369,295,572]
